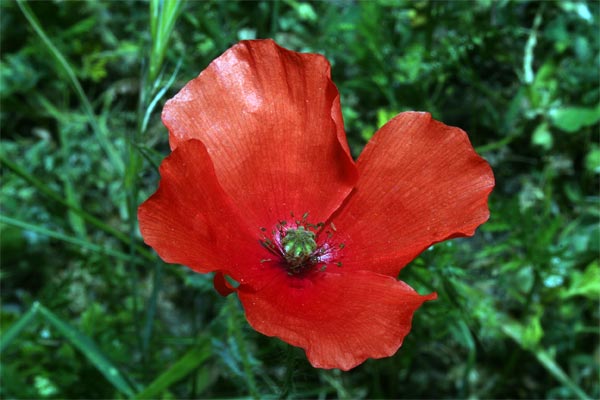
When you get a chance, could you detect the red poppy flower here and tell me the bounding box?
[138,39,494,370]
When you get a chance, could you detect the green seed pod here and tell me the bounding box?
[282,226,317,259]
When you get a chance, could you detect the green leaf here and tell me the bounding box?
[501,316,590,400]
[585,145,600,174]
[36,304,136,398]
[531,122,553,150]
[529,61,557,109]
[134,338,211,399]
[561,261,600,299]
[549,105,600,133]
[522,317,544,350]
[376,109,400,129]
[503,316,542,351]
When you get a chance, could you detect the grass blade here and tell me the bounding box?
[141,59,182,133]
[134,337,211,399]
[141,262,162,356]
[0,215,145,266]
[62,178,88,239]
[149,0,184,83]
[0,154,155,261]
[0,302,40,353]
[502,318,590,400]
[16,0,124,175]
[37,304,136,398]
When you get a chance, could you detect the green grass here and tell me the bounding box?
[1,0,598,398]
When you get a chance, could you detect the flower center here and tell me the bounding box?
[282,226,317,259]
[280,225,318,274]
[259,213,345,276]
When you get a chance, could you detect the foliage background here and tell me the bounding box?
[1,0,598,398]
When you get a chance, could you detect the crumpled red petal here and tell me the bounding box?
[138,139,270,285]
[213,272,236,297]
[237,268,436,370]
[331,112,494,277]
[162,39,357,231]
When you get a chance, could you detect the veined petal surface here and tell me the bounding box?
[163,39,357,230]
[138,140,269,285]
[238,268,435,370]
[332,112,494,277]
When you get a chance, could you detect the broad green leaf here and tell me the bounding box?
[561,261,600,300]
[531,122,553,150]
[559,1,593,22]
[585,146,600,174]
[134,338,211,399]
[376,109,401,129]
[33,375,58,397]
[522,317,544,349]
[549,105,600,133]
[293,2,318,22]
[529,61,557,109]
[503,316,542,351]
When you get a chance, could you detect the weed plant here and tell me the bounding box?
[1,1,598,398]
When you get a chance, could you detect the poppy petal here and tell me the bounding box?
[213,272,237,297]
[162,40,357,231]
[331,112,494,277]
[138,139,269,284]
[237,268,436,370]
